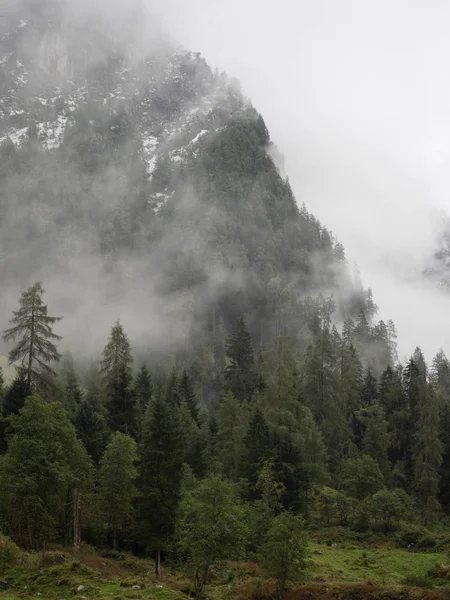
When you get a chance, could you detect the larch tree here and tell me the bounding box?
[3,282,62,393]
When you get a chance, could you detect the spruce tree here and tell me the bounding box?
[224,317,258,402]
[360,368,378,407]
[106,364,138,437]
[179,369,199,423]
[0,374,29,453]
[137,395,184,576]
[413,383,442,521]
[134,365,153,417]
[100,320,133,386]
[3,282,62,393]
[241,407,272,496]
[74,393,110,464]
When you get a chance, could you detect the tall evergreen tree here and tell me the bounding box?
[3,282,62,393]
[179,369,199,423]
[241,407,272,496]
[100,320,133,386]
[0,373,29,453]
[413,383,442,522]
[224,317,258,402]
[137,395,184,576]
[134,365,153,417]
[105,364,138,437]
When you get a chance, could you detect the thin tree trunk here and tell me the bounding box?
[27,295,36,391]
[155,549,162,578]
[73,489,81,559]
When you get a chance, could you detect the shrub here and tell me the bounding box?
[0,533,21,571]
[38,550,66,568]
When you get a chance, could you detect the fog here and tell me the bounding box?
[1,0,449,364]
[152,0,450,361]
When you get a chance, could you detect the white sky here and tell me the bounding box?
[153,0,450,362]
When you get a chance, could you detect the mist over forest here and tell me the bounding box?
[1,2,450,599]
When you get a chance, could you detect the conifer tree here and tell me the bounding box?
[134,365,153,417]
[106,364,138,437]
[224,317,258,402]
[74,392,110,464]
[137,395,184,576]
[3,282,62,393]
[413,383,442,521]
[241,407,272,496]
[216,392,249,481]
[0,374,29,453]
[179,369,199,423]
[360,368,378,407]
[60,353,83,419]
[100,320,133,386]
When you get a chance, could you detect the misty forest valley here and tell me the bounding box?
[2,2,450,600]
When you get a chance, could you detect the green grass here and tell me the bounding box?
[1,541,450,600]
[305,542,449,587]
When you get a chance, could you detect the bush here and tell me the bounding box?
[38,550,66,568]
[0,533,21,571]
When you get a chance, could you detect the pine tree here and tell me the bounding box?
[224,317,258,402]
[3,282,62,393]
[100,320,133,386]
[137,395,184,576]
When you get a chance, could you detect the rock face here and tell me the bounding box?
[0,0,361,352]
[0,1,248,213]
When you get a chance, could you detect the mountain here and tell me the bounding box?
[0,0,373,358]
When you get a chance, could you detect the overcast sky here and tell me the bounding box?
[152,0,450,362]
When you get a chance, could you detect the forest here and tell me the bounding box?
[0,276,449,599]
[1,9,450,597]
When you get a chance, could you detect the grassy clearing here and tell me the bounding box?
[305,542,449,587]
[0,541,449,600]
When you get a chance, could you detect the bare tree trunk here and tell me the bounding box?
[212,308,216,338]
[155,549,162,578]
[73,489,81,559]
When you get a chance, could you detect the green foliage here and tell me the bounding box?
[0,533,21,571]
[2,282,62,393]
[225,317,258,403]
[98,432,138,547]
[176,474,247,596]
[100,320,133,386]
[137,395,184,560]
[259,512,307,600]
[340,454,384,499]
[0,394,93,548]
